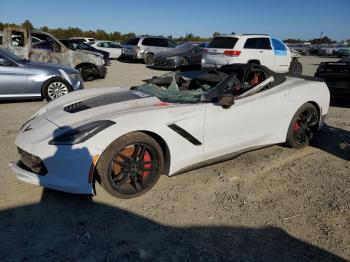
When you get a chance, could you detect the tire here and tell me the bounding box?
[42,78,72,101]
[179,57,190,67]
[77,64,94,81]
[96,132,165,199]
[289,60,303,75]
[144,54,155,65]
[286,103,319,149]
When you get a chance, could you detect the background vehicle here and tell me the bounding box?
[0,48,83,101]
[121,36,177,65]
[0,27,106,81]
[90,41,123,59]
[318,46,338,56]
[202,34,302,74]
[151,42,206,70]
[10,64,329,198]
[337,47,350,57]
[287,44,311,55]
[69,37,95,43]
[60,39,110,64]
[315,56,350,100]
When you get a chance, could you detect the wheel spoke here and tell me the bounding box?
[136,174,145,189]
[113,158,127,167]
[130,175,139,192]
[118,153,131,163]
[139,165,157,172]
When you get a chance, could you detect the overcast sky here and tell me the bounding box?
[1,0,349,40]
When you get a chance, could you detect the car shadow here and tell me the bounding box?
[330,99,350,108]
[312,124,350,161]
[117,57,140,64]
[0,188,347,262]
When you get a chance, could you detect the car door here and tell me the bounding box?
[203,76,288,159]
[190,46,203,64]
[107,42,123,58]
[0,56,28,96]
[242,37,274,69]
[271,38,291,73]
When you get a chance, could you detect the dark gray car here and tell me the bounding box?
[0,48,83,101]
[151,42,207,70]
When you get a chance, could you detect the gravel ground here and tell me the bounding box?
[0,56,349,261]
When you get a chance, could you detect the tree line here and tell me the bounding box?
[0,20,211,43]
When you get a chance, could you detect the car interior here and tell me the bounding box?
[137,67,273,104]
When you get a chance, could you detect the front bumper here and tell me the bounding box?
[150,57,178,70]
[11,120,103,194]
[70,75,84,91]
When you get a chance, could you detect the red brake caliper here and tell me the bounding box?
[293,121,301,132]
[143,151,151,177]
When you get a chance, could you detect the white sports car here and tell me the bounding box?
[10,64,330,198]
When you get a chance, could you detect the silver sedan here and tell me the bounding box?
[0,48,84,101]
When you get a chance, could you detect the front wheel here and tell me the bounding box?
[286,103,319,149]
[144,54,155,65]
[42,78,72,101]
[96,132,164,198]
[289,60,303,75]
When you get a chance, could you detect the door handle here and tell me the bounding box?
[259,51,263,53]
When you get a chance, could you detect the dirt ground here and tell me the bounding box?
[0,56,349,261]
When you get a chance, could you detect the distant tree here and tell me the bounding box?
[110,31,122,41]
[283,38,304,44]
[21,20,33,30]
[310,36,333,45]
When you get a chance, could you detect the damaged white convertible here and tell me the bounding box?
[10,64,330,198]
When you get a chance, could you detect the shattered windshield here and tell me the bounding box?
[137,80,205,103]
[136,71,238,104]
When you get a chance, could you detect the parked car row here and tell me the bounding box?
[287,43,350,57]
[0,28,106,81]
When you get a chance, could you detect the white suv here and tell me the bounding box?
[202,34,302,74]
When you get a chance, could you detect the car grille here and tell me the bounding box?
[18,147,48,176]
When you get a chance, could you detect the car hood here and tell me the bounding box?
[22,60,78,74]
[75,49,103,57]
[38,87,167,128]
[156,49,191,59]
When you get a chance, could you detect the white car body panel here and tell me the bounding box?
[202,35,292,73]
[10,76,330,194]
[91,41,123,59]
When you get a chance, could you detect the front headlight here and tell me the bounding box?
[49,120,115,145]
[68,73,80,80]
[167,56,179,61]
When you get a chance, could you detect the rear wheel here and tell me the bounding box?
[144,54,155,65]
[289,60,303,75]
[42,78,72,101]
[77,64,95,81]
[286,103,319,149]
[96,132,164,198]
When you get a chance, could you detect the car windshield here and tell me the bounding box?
[0,48,26,62]
[175,43,195,51]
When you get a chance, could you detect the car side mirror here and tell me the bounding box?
[218,94,235,109]
[0,57,12,66]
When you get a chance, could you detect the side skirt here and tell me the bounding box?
[170,144,275,177]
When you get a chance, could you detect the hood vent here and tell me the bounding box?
[63,91,147,113]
